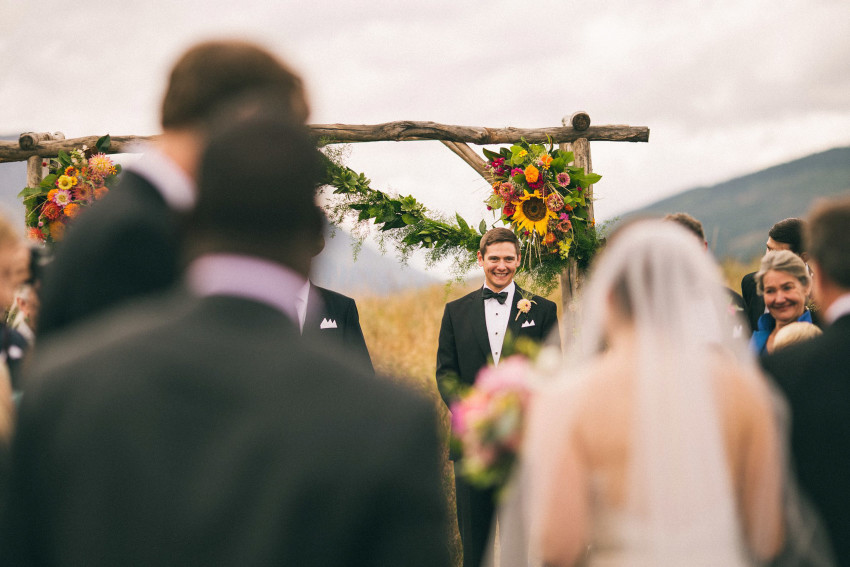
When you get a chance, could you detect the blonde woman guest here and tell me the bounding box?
[749,250,814,355]
[0,214,22,442]
[773,321,823,351]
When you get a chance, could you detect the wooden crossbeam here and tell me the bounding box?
[0,121,649,163]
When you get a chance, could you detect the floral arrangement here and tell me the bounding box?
[483,139,601,278]
[451,355,534,490]
[19,135,121,243]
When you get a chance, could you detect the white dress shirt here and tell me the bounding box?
[484,281,515,366]
[124,143,196,212]
[825,292,850,325]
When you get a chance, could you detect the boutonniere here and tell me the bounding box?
[515,289,537,321]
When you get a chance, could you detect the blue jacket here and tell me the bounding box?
[749,309,813,354]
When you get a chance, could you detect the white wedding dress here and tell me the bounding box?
[490,221,827,567]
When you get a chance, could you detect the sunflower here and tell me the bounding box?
[512,191,557,235]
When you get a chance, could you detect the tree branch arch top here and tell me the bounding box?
[0,118,649,163]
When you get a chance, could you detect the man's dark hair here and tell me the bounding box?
[806,197,850,288]
[664,212,705,242]
[479,227,519,257]
[768,217,807,255]
[193,113,323,255]
[161,40,309,130]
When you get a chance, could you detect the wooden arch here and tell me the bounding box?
[0,114,650,333]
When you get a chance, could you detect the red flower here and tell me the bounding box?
[42,201,62,220]
[503,203,516,217]
[27,227,45,241]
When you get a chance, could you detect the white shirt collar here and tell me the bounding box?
[825,293,850,324]
[185,254,307,324]
[125,143,195,212]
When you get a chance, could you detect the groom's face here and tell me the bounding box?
[477,241,520,292]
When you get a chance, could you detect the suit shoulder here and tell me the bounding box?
[314,285,356,306]
[444,288,480,309]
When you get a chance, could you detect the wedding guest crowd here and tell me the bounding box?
[0,36,848,567]
[763,196,850,566]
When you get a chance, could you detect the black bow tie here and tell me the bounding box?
[483,288,508,304]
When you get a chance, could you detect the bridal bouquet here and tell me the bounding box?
[451,354,534,490]
[20,135,121,243]
[484,139,601,273]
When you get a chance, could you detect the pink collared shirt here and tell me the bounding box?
[186,254,306,325]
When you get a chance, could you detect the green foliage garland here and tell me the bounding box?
[321,141,600,291]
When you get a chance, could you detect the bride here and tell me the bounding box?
[495,220,830,566]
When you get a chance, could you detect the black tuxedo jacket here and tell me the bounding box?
[2,291,449,567]
[761,315,850,565]
[37,170,183,339]
[741,271,765,333]
[303,284,373,374]
[436,285,559,409]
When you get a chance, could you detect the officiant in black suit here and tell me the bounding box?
[298,232,373,374]
[36,40,310,339]
[437,227,559,567]
[761,197,850,565]
[2,114,449,567]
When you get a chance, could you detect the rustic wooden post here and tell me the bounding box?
[26,156,44,189]
[22,132,65,191]
[558,113,594,348]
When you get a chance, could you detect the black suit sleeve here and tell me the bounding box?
[435,304,459,410]
[369,401,451,567]
[341,299,373,374]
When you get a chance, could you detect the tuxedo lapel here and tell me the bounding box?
[507,285,523,338]
[469,289,491,359]
[303,284,324,336]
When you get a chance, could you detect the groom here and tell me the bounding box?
[437,227,559,567]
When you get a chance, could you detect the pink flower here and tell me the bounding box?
[557,172,571,187]
[545,192,564,212]
[510,168,524,177]
[498,182,516,201]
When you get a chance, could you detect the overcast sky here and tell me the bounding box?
[2,0,849,261]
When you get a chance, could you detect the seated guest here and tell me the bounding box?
[773,320,822,351]
[749,250,813,354]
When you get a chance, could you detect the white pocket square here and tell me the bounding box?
[521,320,536,328]
[320,318,338,329]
